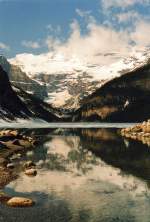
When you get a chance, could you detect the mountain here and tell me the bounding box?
[9,49,150,111]
[73,60,150,122]
[0,65,59,122]
[0,55,48,100]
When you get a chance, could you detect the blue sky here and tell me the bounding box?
[0,0,150,58]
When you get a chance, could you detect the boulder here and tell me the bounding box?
[9,130,18,137]
[18,140,32,148]
[7,163,15,169]
[25,169,37,176]
[10,153,21,160]
[23,161,36,169]
[7,197,34,207]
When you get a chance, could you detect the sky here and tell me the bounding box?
[0,0,150,60]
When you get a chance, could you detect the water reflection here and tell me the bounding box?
[3,128,150,222]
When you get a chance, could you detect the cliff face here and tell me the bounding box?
[73,62,150,122]
[0,56,47,100]
[9,49,150,110]
[0,65,59,122]
[0,65,30,120]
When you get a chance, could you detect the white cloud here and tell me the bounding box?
[45,36,61,50]
[46,24,61,35]
[101,0,150,10]
[44,20,130,65]
[22,40,40,49]
[0,42,10,50]
[76,8,91,17]
[43,17,150,65]
[131,20,150,47]
[76,8,96,25]
[12,3,150,69]
[116,11,140,23]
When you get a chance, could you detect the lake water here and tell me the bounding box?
[1,126,150,222]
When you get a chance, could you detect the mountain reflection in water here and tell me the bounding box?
[2,127,150,222]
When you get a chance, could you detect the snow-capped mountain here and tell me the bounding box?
[9,48,150,110]
[73,56,150,122]
[0,55,47,100]
[0,65,59,122]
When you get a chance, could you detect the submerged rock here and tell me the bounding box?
[7,197,34,207]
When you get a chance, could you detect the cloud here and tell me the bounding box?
[11,1,150,68]
[46,24,61,35]
[43,16,150,66]
[0,42,10,50]
[44,20,131,65]
[76,8,91,17]
[131,20,150,47]
[116,11,140,23]
[76,8,96,24]
[21,40,40,49]
[45,36,61,50]
[101,0,150,10]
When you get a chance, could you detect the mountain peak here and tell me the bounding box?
[8,48,150,110]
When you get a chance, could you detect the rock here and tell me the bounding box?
[23,161,36,169]
[9,130,18,137]
[12,139,20,145]
[121,120,150,146]
[0,158,7,166]
[31,140,37,146]
[0,130,10,137]
[10,153,21,161]
[26,151,34,157]
[3,141,23,150]
[7,163,15,169]
[25,168,37,176]
[18,140,32,149]
[36,160,44,167]
[7,197,34,207]
[0,142,7,149]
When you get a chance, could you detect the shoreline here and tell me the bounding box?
[0,130,37,206]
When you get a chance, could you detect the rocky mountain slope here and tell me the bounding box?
[0,48,150,123]
[9,49,150,111]
[0,56,47,100]
[0,65,59,122]
[73,60,150,122]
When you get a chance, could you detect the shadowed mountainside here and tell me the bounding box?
[73,62,150,122]
[0,55,48,100]
[0,65,59,122]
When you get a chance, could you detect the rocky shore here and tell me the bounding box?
[121,120,150,146]
[0,129,37,207]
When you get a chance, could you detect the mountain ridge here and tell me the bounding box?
[9,48,150,110]
[0,65,59,122]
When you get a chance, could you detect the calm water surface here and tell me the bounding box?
[1,126,150,222]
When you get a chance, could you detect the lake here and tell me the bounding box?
[1,125,150,222]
